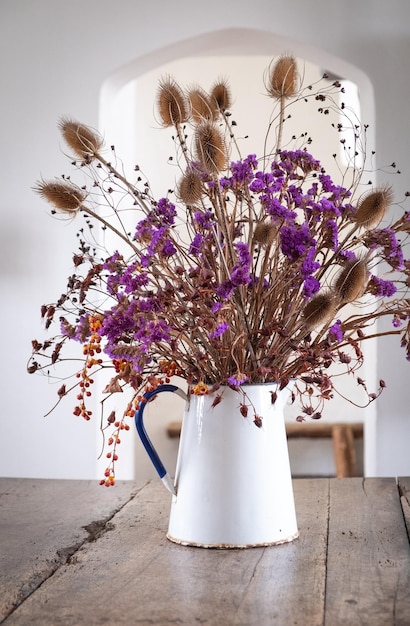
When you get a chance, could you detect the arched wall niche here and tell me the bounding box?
[98,27,377,480]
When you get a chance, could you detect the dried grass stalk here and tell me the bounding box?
[194,121,227,174]
[34,179,86,214]
[354,185,393,229]
[59,118,103,159]
[303,291,336,329]
[267,55,298,99]
[334,258,368,302]
[157,77,188,127]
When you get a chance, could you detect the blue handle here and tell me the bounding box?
[134,384,187,495]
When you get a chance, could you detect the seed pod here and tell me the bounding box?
[157,76,188,127]
[34,179,86,214]
[354,185,393,229]
[194,121,227,174]
[334,258,368,302]
[267,55,298,99]
[210,78,232,113]
[178,169,203,205]
[188,87,215,122]
[253,222,277,247]
[59,118,103,159]
[303,291,336,329]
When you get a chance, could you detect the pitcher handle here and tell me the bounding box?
[134,384,187,496]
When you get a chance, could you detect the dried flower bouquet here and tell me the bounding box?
[29,55,410,485]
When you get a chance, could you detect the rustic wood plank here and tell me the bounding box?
[324,477,410,625]
[0,478,141,622]
[332,424,356,478]
[398,477,410,539]
[3,479,330,626]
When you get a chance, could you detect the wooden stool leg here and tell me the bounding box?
[332,425,356,478]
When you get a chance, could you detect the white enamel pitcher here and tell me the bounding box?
[134,383,298,548]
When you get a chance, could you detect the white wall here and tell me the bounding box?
[1,0,409,481]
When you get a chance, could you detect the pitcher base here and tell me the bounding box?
[166,530,299,549]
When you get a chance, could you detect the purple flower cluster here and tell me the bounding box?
[370,275,397,298]
[280,223,312,261]
[221,154,258,189]
[328,320,344,343]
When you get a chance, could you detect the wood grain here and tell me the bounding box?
[2,478,410,626]
[3,479,329,626]
[324,478,410,625]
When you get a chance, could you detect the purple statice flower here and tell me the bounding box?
[161,239,177,256]
[262,195,295,221]
[102,251,122,271]
[120,262,149,294]
[392,315,403,328]
[365,228,405,271]
[231,154,258,185]
[193,210,213,230]
[189,233,203,256]
[229,242,252,287]
[138,297,162,313]
[339,249,357,262]
[324,218,339,250]
[249,170,276,193]
[370,275,397,298]
[210,322,229,338]
[280,223,312,261]
[300,248,321,298]
[154,197,177,226]
[302,275,320,299]
[228,373,249,386]
[230,265,251,286]
[279,150,321,175]
[318,197,341,218]
[328,320,344,343]
[235,241,251,265]
[216,280,234,301]
[145,319,171,343]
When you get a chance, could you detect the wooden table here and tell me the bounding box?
[1,477,410,625]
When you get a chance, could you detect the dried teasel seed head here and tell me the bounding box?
[354,185,393,229]
[210,79,232,113]
[34,179,86,215]
[178,168,203,205]
[194,121,227,174]
[303,291,336,330]
[334,258,368,302]
[59,117,103,159]
[267,54,299,99]
[157,76,188,127]
[188,87,216,123]
[253,222,277,247]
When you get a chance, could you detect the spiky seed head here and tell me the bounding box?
[253,222,277,247]
[59,118,103,159]
[334,258,368,302]
[267,55,298,99]
[354,185,393,229]
[34,179,86,214]
[210,79,232,113]
[188,87,216,123]
[194,121,227,174]
[178,169,203,205]
[303,291,336,330]
[157,77,188,127]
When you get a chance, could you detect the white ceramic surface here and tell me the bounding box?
[166,383,299,548]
